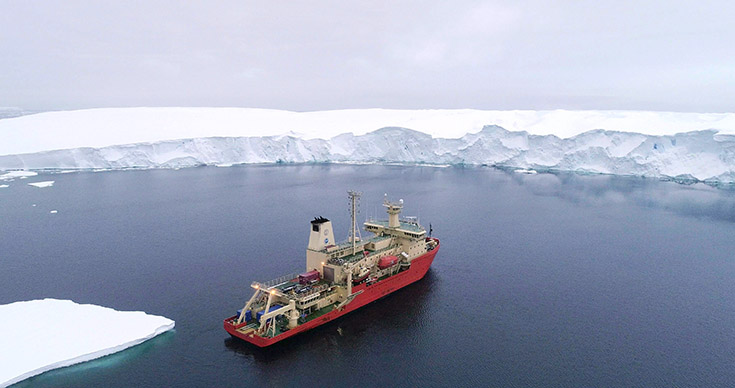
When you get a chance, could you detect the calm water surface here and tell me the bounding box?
[1,165,735,387]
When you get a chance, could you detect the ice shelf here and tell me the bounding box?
[2,108,735,183]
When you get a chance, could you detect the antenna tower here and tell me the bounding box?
[347,190,363,255]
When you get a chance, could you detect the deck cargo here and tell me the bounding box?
[298,270,320,284]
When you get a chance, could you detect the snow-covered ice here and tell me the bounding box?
[0,299,174,387]
[0,171,37,180]
[2,108,735,183]
[0,184,8,188]
[27,180,54,188]
[2,108,734,156]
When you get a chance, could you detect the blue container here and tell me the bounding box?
[236,309,253,322]
[256,305,282,323]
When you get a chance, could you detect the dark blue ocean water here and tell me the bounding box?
[2,165,735,387]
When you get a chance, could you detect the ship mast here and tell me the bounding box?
[383,194,403,228]
[348,190,362,255]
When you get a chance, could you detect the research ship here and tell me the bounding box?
[224,191,440,347]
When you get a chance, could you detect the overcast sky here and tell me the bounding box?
[1,1,733,112]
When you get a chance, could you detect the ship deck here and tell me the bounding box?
[226,237,440,345]
[364,219,426,233]
[237,263,415,339]
[271,278,330,292]
[239,303,339,339]
[322,234,390,260]
[334,234,391,248]
[329,240,394,265]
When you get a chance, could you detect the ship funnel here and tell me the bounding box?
[308,216,335,251]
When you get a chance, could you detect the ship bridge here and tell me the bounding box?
[363,196,426,240]
[364,218,426,240]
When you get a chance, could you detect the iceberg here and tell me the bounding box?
[27,180,54,188]
[0,299,174,387]
[1,108,735,183]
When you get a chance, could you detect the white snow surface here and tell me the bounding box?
[27,180,54,188]
[2,107,735,182]
[0,171,37,180]
[0,299,174,387]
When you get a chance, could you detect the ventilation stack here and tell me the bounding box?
[308,216,334,251]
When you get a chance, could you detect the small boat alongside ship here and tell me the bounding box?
[224,191,440,347]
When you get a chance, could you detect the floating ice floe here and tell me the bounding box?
[515,169,538,174]
[0,299,175,387]
[0,171,37,181]
[49,210,58,214]
[27,181,54,188]
[0,184,8,188]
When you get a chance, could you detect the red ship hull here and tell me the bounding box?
[224,238,440,347]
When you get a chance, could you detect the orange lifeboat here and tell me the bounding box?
[378,255,399,269]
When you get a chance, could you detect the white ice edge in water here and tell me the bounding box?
[27,180,54,188]
[0,299,175,388]
[0,171,37,180]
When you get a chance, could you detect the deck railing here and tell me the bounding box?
[366,217,425,232]
[328,244,397,265]
[252,273,332,302]
[258,272,300,288]
[294,284,330,302]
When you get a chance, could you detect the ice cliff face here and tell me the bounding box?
[2,124,735,183]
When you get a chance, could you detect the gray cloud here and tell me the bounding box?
[1,0,733,112]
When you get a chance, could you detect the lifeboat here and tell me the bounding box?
[352,267,370,284]
[378,255,399,269]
